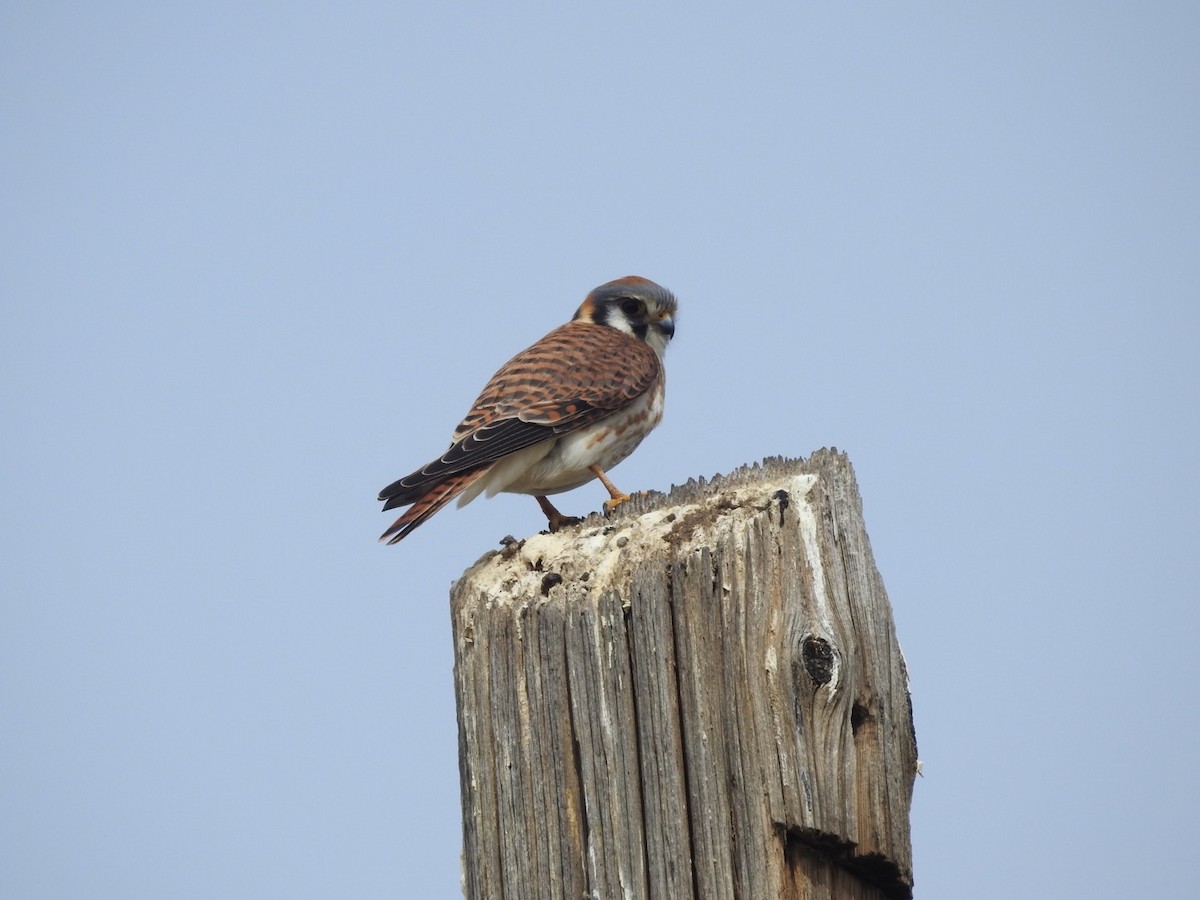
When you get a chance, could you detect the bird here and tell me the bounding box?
[377,276,678,544]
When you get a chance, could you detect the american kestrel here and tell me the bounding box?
[378,276,677,544]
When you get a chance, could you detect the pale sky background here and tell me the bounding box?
[3,3,1198,898]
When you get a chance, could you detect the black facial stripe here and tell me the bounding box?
[605,295,648,338]
[591,294,655,341]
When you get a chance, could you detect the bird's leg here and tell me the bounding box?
[589,465,632,514]
[536,495,582,533]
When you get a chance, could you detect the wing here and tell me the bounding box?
[378,320,660,509]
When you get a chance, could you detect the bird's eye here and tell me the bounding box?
[620,299,642,317]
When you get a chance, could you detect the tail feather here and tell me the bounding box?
[379,468,489,544]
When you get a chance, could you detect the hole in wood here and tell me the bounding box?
[851,702,871,734]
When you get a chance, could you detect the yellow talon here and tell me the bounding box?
[603,492,632,515]
[590,465,632,515]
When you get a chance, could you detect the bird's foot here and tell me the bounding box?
[536,496,582,533]
[549,513,584,532]
[602,492,632,515]
[589,466,633,517]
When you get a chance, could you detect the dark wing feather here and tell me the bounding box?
[379,419,552,509]
[379,468,489,543]
[378,320,659,509]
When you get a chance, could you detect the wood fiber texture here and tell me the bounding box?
[451,450,917,900]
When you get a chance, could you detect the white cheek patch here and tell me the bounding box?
[605,314,636,337]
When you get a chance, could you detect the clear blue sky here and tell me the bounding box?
[3,3,1198,897]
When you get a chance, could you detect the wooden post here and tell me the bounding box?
[451,450,917,900]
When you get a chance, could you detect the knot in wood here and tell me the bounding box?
[801,635,835,685]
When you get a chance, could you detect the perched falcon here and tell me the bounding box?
[378,276,677,544]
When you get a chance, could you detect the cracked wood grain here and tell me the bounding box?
[451,450,918,900]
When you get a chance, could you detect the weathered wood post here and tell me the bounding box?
[451,450,917,899]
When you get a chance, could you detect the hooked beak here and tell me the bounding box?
[655,313,675,341]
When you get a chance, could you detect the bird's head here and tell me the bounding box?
[573,276,677,359]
